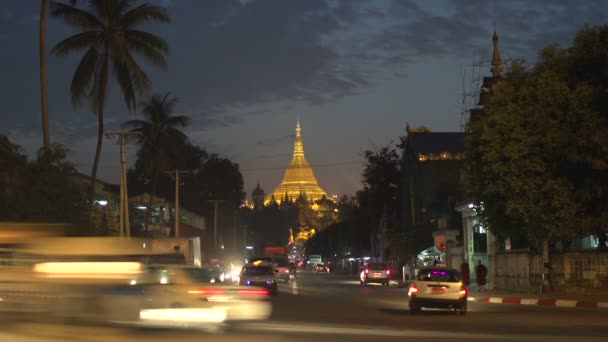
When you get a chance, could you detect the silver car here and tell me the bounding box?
[360,263,390,286]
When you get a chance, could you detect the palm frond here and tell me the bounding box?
[123,32,168,69]
[161,92,178,108]
[112,55,137,111]
[88,0,115,19]
[50,2,102,29]
[165,115,191,127]
[123,119,148,128]
[87,50,109,114]
[69,46,99,106]
[51,31,100,56]
[119,4,170,27]
[110,34,151,96]
[124,29,169,54]
[116,0,137,16]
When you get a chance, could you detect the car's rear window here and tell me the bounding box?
[242,266,273,276]
[368,263,387,270]
[417,269,460,282]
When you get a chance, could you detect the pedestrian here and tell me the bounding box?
[404,264,412,282]
[475,260,487,291]
[460,262,470,287]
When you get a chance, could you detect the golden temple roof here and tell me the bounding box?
[266,120,329,204]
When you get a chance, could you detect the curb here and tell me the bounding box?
[468,296,608,309]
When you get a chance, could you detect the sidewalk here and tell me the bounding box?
[393,280,608,309]
[466,285,608,309]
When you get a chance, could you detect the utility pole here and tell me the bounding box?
[105,131,141,238]
[164,170,194,238]
[210,200,225,248]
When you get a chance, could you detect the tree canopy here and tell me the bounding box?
[0,138,90,229]
[463,25,608,246]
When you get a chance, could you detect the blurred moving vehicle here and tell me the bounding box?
[273,258,291,283]
[360,263,390,286]
[239,263,278,295]
[314,263,329,273]
[0,238,272,328]
[134,265,272,325]
[206,263,226,283]
[408,267,467,315]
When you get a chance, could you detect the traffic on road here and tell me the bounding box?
[1,240,606,342]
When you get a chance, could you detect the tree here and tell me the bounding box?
[50,0,170,205]
[463,25,608,247]
[123,93,190,224]
[360,145,401,230]
[0,138,90,230]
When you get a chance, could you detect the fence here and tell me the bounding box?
[494,251,608,292]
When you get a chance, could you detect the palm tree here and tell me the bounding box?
[50,0,170,204]
[123,93,190,225]
[39,0,50,152]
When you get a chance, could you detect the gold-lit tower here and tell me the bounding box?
[266,120,329,204]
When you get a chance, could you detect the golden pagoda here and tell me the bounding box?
[266,120,329,204]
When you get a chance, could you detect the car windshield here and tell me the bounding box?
[417,269,460,282]
[242,266,273,276]
[368,263,387,270]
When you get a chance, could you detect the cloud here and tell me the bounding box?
[2,0,608,156]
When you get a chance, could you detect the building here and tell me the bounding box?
[469,30,503,122]
[266,120,330,204]
[400,130,466,231]
[455,30,505,288]
[251,182,265,210]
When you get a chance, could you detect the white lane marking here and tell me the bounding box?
[489,297,503,304]
[238,322,596,341]
[292,279,298,296]
[521,298,538,305]
[555,300,577,308]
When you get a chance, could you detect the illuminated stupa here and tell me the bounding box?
[266,120,329,204]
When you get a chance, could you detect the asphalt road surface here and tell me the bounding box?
[2,270,607,341]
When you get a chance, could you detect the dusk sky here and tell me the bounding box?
[2,0,607,199]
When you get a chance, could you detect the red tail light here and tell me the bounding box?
[365,269,369,274]
[386,269,390,275]
[408,283,418,296]
[459,286,467,296]
[239,289,270,296]
[189,289,225,295]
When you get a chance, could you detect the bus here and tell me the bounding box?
[307,255,322,268]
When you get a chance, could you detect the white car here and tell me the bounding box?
[408,267,468,315]
[239,263,278,295]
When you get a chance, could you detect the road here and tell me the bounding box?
[1,270,607,341]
